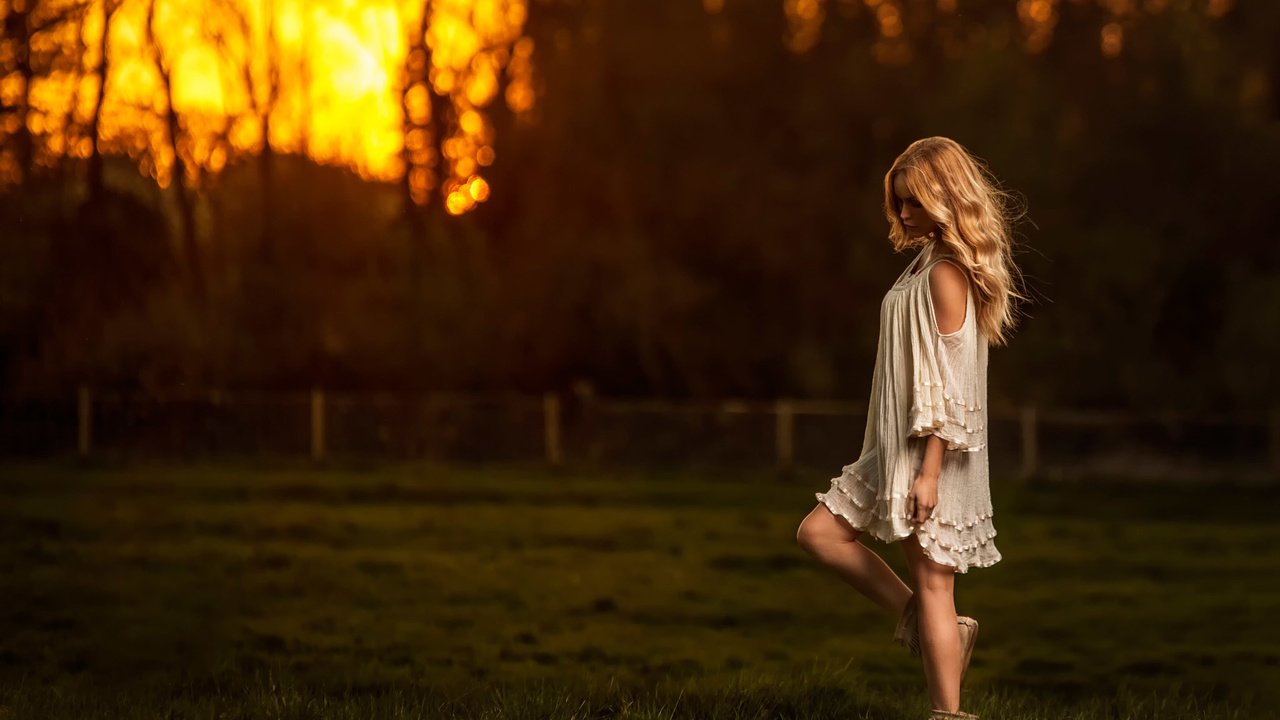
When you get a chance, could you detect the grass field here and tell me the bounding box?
[0,457,1274,718]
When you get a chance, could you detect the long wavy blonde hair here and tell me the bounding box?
[883,136,1029,347]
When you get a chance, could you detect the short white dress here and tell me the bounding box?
[815,242,1001,573]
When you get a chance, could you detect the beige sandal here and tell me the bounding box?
[929,711,978,720]
[957,616,979,687]
[895,595,980,686]
[893,593,922,656]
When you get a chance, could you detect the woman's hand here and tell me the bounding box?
[907,472,938,524]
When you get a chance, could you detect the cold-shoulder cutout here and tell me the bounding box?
[927,259,969,337]
[907,255,986,453]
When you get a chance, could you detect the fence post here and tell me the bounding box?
[1270,407,1280,481]
[776,398,794,476]
[1020,404,1038,480]
[544,392,562,465]
[78,384,92,457]
[311,387,325,461]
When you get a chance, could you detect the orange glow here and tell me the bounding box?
[1017,0,1059,54]
[783,0,826,54]
[1026,0,1054,23]
[769,0,1232,60]
[1,0,532,210]
[2,0,1245,193]
[875,2,903,39]
[1100,22,1123,57]
[504,37,535,113]
[1206,0,1234,18]
[1102,0,1134,15]
[446,188,472,215]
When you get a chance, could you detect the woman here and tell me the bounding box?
[795,136,1028,720]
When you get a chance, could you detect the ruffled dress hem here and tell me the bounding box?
[814,462,1002,574]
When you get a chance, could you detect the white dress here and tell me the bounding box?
[814,242,1002,573]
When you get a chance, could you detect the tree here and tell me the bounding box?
[394,0,530,365]
[145,0,206,304]
[0,0,89,185]
[86,0,122,201]
[204,0,282,264]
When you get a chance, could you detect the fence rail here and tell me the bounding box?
[1,385,1276,482]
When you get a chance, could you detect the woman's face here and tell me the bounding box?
[892,173,938,240]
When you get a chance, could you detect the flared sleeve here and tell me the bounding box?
[905,263,987,452]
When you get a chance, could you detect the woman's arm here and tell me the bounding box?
[909,434,946,523]
[908,261,969,523]
[920,434,945,480]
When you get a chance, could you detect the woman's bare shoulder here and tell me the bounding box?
[927,259,969,335]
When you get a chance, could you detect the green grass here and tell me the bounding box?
[0,457,1273,718]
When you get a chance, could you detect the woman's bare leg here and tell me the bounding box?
[900,532,963,713]
[796,503,913,619]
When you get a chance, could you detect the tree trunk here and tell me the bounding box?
[87,1,118,201]
[401,2,438,373]
[148,0,206,305]
[258,0,279,266]
[165,83,204,303]
[9,6,34,182]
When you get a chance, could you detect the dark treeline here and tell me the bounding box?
[1,0,1277,411]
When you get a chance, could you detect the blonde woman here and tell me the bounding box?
[795,137,1027,720]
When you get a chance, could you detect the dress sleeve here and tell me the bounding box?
[905,264,987,452]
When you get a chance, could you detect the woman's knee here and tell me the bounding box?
[796,504,860,553]
[795,513,826,553]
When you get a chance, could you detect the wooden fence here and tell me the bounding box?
[1,384,1276,482]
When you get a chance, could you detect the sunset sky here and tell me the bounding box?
[6,0,531,213]
[2,0,1237,213]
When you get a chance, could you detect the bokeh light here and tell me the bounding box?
[0,0,533,210]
